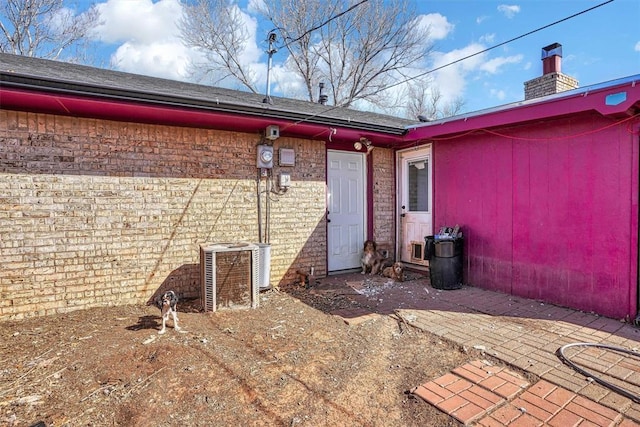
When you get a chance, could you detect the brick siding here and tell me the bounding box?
[0,110,337,320]
[524,72,579,100]
[371,148,396,250]
[0,110,396,320]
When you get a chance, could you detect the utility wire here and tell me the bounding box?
[275,0,370,50]
[278,0,615,130]
[385,0,615,91]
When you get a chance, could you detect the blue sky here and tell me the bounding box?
[420,0,640,112]
[20,0,640,116]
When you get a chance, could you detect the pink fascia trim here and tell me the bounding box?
[405,76,640,141]
[0,87,407,147]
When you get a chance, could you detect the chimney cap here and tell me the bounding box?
[541,43,562,59]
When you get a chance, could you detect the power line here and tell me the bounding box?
[275,0,370,50]
[384,0,615,92]
[270,0,614,129]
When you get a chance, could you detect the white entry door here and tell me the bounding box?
[327,150,366,272]
[398,146,433,266]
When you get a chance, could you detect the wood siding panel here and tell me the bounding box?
[433,113,638,319]
[435,135,513,294]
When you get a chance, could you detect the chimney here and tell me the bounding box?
[524,43,578,100]
[542,42,562,74]
[318,82,329,105]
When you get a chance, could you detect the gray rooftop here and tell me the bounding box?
[0,53,415,133]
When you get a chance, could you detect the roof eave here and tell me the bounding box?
[405,74,640,141]
[0,73,408,140]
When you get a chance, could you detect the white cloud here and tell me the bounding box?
[82,0,528,113]
[89,0,195,80]
[490,88,506,100]
[479,33,495,44]
[480,54,523,73]
[271,64,306,98]
[234,6,263,72]
[427,43,488,104]
[476,16,488,24]
[415,13,454,41]
[635,41,640,52]
[110,41,192,80]
[497,4,520,19]
[91,0,182,44]
[564,53,579,64]
[90,0,265,87]
[46,7,76,33]
[434,43,487,72]
[247,0,266,14]
[424,42,523,107]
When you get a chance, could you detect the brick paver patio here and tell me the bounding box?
[316,272,640,425]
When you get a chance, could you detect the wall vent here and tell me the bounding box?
[200,243,259,312]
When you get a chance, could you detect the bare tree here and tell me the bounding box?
[262,0,432,108]
[265,0,326,102]
[441,96,465,119]
[180,0,434,109]
[405,82,465,121]
[0,0,98,61]
[179,0,259,92]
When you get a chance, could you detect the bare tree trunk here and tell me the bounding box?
[179,0,463,117]
[405,83,465,121]
[181,0,434,109]
[262,0,432,108]
[179,0,259,92]
[0,0,98,61]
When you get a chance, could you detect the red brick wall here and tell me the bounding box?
[0,110,331,319]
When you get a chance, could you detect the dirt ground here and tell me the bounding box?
[1,272,491,427]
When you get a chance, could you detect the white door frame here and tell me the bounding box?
[326,150,367,272]
[396,145,433,267]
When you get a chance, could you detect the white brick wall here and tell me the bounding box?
[0,111,338,320]
[1,110,396,320]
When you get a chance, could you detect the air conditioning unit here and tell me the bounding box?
[200,243,259,312]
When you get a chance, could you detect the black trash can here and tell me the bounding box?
[424,235,435,260]
[426,236,463,290]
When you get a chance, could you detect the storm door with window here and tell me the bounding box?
[398,146,432,266]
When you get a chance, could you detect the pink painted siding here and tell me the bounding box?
[433,112,638,319]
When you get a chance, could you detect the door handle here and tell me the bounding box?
[401,213,406,217]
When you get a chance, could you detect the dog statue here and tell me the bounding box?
[381,262,404,282]
[361,240,384,275]
[154,290,181,334]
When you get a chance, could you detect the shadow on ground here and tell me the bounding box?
[279,269,640,345]
[279,269,446,321]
